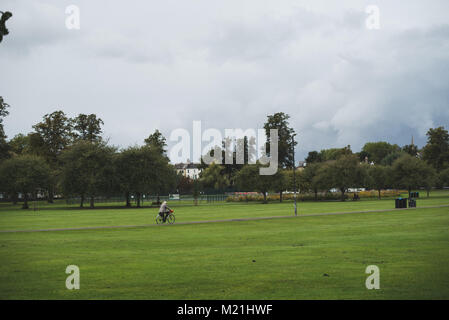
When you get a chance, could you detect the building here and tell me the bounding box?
[174,161,202,180]
[297,161,307,169]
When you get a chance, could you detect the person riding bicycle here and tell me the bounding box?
[159,201,172,222]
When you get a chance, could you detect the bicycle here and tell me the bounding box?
[155,209,175,224]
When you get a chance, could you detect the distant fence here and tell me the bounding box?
[65,194,229,206]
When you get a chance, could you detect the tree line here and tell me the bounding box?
[195,114,449,202]
[1,97,449,208]
[0,97,177,208]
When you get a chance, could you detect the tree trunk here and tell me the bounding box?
[125,192,131,207]
[341,188,346,201]
[80,194,85,208]
[378,189,381,200]
[427,189,430,198]
[137,192,141,207]
[12,192,18,205]
[314,189,318,201]
[263,192,267,204]
[48,188,54,204]
[279,191,283,203]
[22,193,29,209]
[90,196,95,208]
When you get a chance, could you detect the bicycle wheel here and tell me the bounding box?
[155,215,163,224]
[167,214,175,224]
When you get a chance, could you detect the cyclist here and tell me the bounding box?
[159,201,172,222]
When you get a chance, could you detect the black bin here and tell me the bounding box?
[409,199,416,208]
[395,198,408,209]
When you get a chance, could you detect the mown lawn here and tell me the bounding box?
[0,198,448,299]
[0,190,448,231]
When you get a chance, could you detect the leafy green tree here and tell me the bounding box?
[32,111,74,202]
[422,166,437,198]
[115,146,173,207]
[60,141,116,208]
[144,129,167,155]
[362,142,400,164]
[272,169,289,202]
[315,155,367,201]
[392,154,436,196]
[305,151,323,164]
[263,112,297,168]
[438,168,449,188]
[0,96,10,161]
[284,168,301,194]
[422,126,449,172]
[8,134,31,156]
[402,144,419,157]
[0,155,51,209]
[300,162,324,200]
[200,162,230,192]
[177,175,194,195]
[380,150,406,166]
[367,165,392,199]
[72,114,104,142]
[235,163,284,203]
[319,146,352,162]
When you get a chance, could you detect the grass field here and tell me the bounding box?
[0,190,448,299]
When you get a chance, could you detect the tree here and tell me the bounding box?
[422,166,437,198]
[144,129,167,155]
[0,11,13,43]
[235,163,284,203]
[305,151,322,164]
[200,162,229,192]
[438,168,449,188]
[391,154,436,196]
[0,96,10,161]
[362,142,400,164]
[272,169,289,202]
[300,162,323,200]
[32,111,74,202]
[177,175,194,195]
[367,165,392,199]
[380,150,406,166]
[115,146,174,207]
[60,141,116,208]
[315,155,367,201]
[402,144,419,157]
[72,114,104,142]
[319,146,352,162]
[0,155,51,209]
[263,112,297,168]
[422,127,449,172]
[8,134,31,156]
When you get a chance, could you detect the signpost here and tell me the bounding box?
[292,133,297,216]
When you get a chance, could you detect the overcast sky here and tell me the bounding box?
[1,0,449,162]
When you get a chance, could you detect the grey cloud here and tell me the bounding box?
[1,1,449,162]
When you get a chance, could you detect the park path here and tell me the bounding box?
[0,204,448,234]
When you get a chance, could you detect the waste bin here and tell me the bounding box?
[395,198,408,209]
[409,199,416,208]
[410,192,420,198]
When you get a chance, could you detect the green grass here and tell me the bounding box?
[0,191,448,299]
[0,190,448,232]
